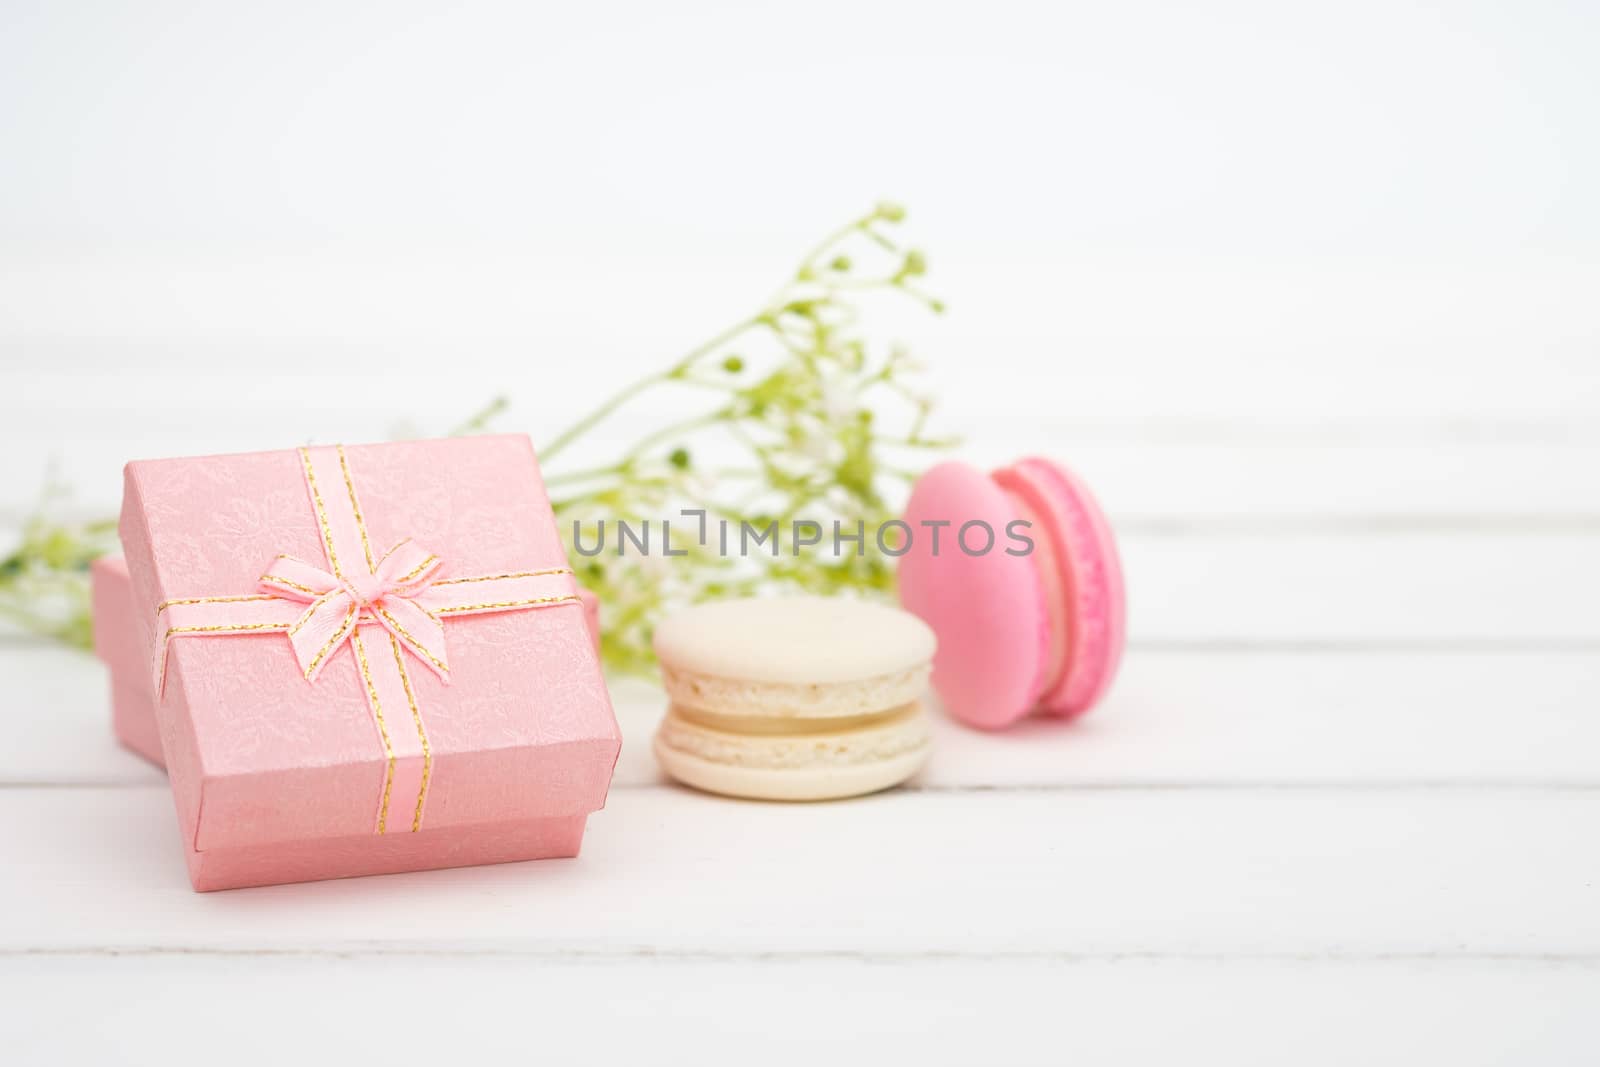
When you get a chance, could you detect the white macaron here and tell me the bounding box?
[652,595,936,800]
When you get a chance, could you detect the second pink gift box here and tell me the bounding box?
[115,434,620,891]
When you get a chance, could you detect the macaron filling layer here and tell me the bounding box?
[672,704,924,737]
[998,489,1069,705]
[994,458,1124,716]
[656,701,931,769]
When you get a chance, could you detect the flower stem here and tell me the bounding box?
[538,315,762,463]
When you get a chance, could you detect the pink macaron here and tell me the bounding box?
[896,457,1125,730]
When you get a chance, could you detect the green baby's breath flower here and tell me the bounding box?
[0,481,117,649]
[533,204,953,673]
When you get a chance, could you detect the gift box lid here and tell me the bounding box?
[118,434,620,853]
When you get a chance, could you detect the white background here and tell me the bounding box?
[2,2,1599,1064]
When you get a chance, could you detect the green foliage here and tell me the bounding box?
[0,482,117,649]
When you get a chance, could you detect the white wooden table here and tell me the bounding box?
[4,401,1599,1062]
[4,2,1600,1057]
[6,293,1600,1065]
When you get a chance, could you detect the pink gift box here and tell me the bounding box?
[93,555,603,771]
[91,555,165,767]
[116,434,621,891]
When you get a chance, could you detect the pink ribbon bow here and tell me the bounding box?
[263,538,451,684]
[151,444,581,834]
